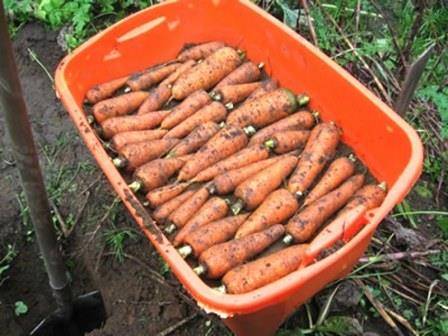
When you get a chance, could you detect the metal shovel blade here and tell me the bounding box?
[30,291,107,336]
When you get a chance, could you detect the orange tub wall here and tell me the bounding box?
[55,1,423,335]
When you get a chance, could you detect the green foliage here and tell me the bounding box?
[104,227,137,262]
[0,244,17,286]
[14,301,28,316]
[316,316,363,335]
[418,85,448,138]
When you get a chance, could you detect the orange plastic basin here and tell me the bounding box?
[54,1,423,335]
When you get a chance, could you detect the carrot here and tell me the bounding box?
[127,63,180,91]
[232,155,298,213]
[92,91,149,123]
[178,214,250,258]
[209,156,284,195]
[192,145,270,182]
[166,122,220,157]
[172,47,242,100]
[110,129,167,151]
[227,88,309,128]
[145,182,190,208]
[152,189,196,222]
[100,110,170,139]
[339,182,387,216]
[248,111,316,146]
[235,189,298,238]
[113,138,179,170]
[160,60,196,86]
[303,155,356,207]
[166,186,210,232]
[264,130,310,154]
[284,174,365,244]
[86,75,129,104]
[161,90,211,129]
[164,102,227,139]
[288,122,341,197]
[212,82,263,104]
[244,79,278,103]
[173,197,229,246]
[177,41,226,61]
[137,84,172,114]
[195,224,285,279]
[214,62,261,89]
[132,155,191,192]
[221,244,308,294]
[178,125,251,181]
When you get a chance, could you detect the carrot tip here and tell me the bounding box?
[243,125,256,136]
[297,94,310,107]
[86,115,95,125]
[214,285,227,294]
[295,190,304,199]
[124,86,131,93]
[128,180,143,193]
[312,111,320,122]
[206,183,217,195]
[378,181,387,191]
[225,102,234,110]
[165,151,176,158]
[264,138,276,150]
[177,245,193,258]
[113,157,127,169]
[142,201,150,207]
[164,223,177,234]
[218,121,226,129]
[231,199,244,215]
[193,264,206,276]
[348,153,357,162]
[283,234,294,245]
[237,49,246,60]
[258,62,265,69]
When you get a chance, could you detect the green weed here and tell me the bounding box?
[104,226,137,263]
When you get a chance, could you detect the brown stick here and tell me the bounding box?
[300,0,318,46]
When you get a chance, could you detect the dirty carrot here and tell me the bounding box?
[173,197,229,246]
[137,84,172,114]
[86,76,129,104]
[113,138,179,170]
[166,122,220,157]
[214,61,261,89]
[178,214,250,258]
[212,82,263,104]
[288,122,341,197]
[92,91,149,123]
[160,60,196,86]
[100,110,170,139]
[235,189,298,238]
[192,145,270,182]
[161,90,211,129]
[177,41,226,61]
[110,129,167,151]
[264,130,310,154]
[339,182,387,216]
[195,224,285,279]
[232,155,298,213]
[227,88,309,128]
[152,189,196,222]
[146,182,191,208]
[127,63,180,91]
[172,47,242,100]
[166,186,210,232]
[178,125,251,181]
[210,156,284,195]
[164,102,227,139]
[221,244,308,294]
[284,174,365,244]
[303,155,356,207]
[244,79,278,103]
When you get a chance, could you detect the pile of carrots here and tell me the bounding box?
[85,41,387,295]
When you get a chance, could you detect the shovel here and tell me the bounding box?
[0,3,107,335]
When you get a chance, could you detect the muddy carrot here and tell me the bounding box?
[221,244,308,294]
[192,145,270,182]
[339,182,387,216]
[166,122,220,157]
[160,60,196,86]
[86,76,129,104]
[113,138,179,170]
[137,84,172,114]
[152,189,196,222]
[161,90,211,129]
[303,156,356,207]
[172,47,242,100]
[232,155,298,213]
[214,62,261,89]
[212,82,263,105]
[178,214,250,258]
[165,186,210,232]
[210,156,284,195]
[243,79,279,104]
[92,91,149,123]
[288,122,341,197]
[164,102,227,139]
[227,88,309,128]
[110,129,167,151]
[264,130,310,154]
[194,224,285,279]
[178,126,252,181]
[127,63,180,91]
[235,189,298,238]
[146,182,191,208]
[248,111,316,146]
[100,110,170,139]
[284,174,365,244]
[173,197,229,246]
[177,41,226,61]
